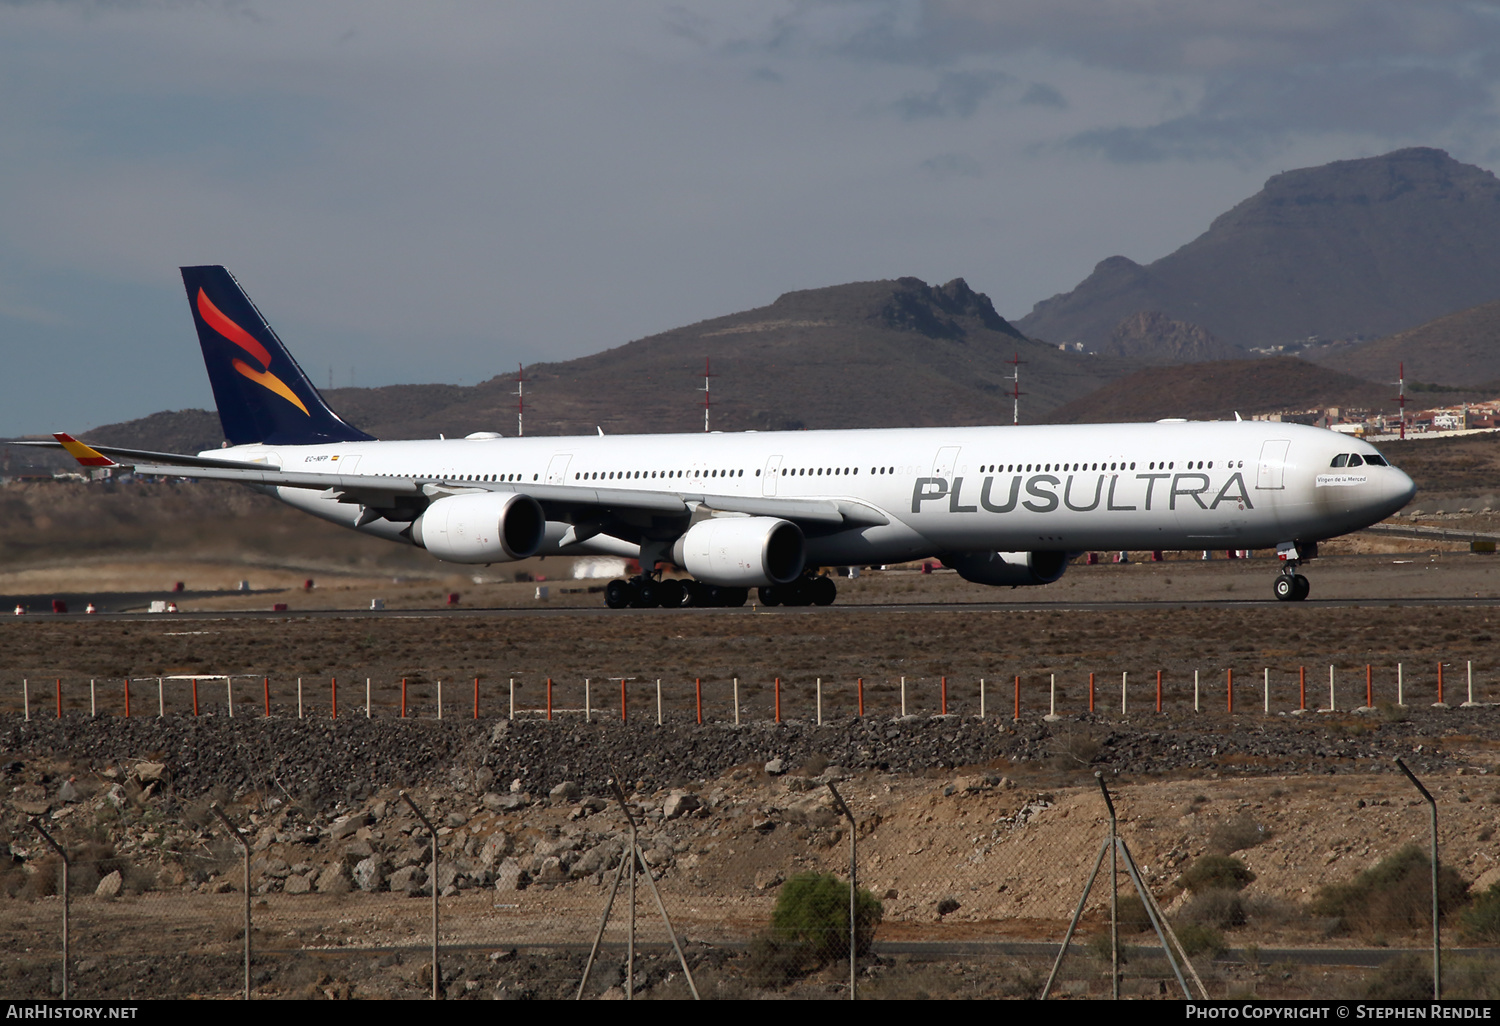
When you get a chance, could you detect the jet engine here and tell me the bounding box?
[411,492,546,564]
[672,516,805,587]
[942,550,1069,587]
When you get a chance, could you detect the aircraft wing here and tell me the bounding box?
[36,434,887,529]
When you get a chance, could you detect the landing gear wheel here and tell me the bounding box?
[605,579,631,609]
[757,586,781,607]
[656,578,685,609]
[810,576,837,606]
[1293,574,1310,601]
[681,580,705,607]
[720,587,749,607]
[630,578,658,608]
[1274,575,1296,602]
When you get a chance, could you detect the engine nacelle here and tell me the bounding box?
[943,550,1069,587]
[412,492,546,564]
[672,516,805,587]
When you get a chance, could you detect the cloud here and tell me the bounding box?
[893,69,1010,119]
[920,152,982,178]
[1020,82,1065,108]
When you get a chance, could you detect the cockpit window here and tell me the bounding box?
[1364,453,1387,466]
[1330,454,1349,467]
[1347,454,1364,467]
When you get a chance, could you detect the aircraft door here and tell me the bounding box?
[546,453,573,485]
[1255,440,1291,490]
[932,446,961,479]
[763,455,783,496]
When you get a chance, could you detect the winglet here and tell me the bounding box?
[53,433,117,468]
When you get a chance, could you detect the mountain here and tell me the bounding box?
[63,277,1132,452]
[1305,297,1500,388]
[1017,148,1500,353]
[1043,357,1424,424]
[1095,311,1243,364]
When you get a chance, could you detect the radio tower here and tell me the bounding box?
[1005,353,1027,425]
[1392,361,1408,440]
[514,363,525,437]
[701,357,716,432]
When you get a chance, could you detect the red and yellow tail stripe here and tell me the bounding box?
[53,433,117,467]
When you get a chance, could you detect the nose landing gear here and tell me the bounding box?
[1273,571,1310,602]
[1273,541,1314,602]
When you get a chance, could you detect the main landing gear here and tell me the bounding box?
[755,575,837,607]
[604,576,748,609]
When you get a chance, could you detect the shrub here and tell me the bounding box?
[1459,883,1500,944]
[1178,888,1248,930]
[1174,923,1227,958]
[1208,814,1272,855]
[1310,844,1469,937]
[1177,854,1255,894]
[750,872,884,985]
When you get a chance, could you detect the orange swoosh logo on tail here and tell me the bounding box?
[196,288,309,417]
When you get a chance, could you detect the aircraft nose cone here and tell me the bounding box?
[1382,467,1417,515]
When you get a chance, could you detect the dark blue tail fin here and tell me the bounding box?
[180,266,374,446]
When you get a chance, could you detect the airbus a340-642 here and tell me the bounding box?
[40,266,1416,608]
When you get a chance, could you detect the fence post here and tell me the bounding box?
[656,679,662,726]
[226,676,233,719]
[826,782,860,1001]
[473,677,478,720]
[857,677,863,718]
[264,676,270,718]
[210,804,252,1000]
[90,679,96,718]
[1156,670,1162,714]
[1436,662,1445,707]
[547,678,553,721]
[1264,668,1270,715]
[899,676,906,717]
[1193,670,1199,713]
[56,679,61,719]
[192,677,199,717]
[1014,675,1020,721]
[1395,758,1441,1000]
[157,677,163,718]
[399,792,440,1000]
[399,678,407,718]
[30,818,68,1000]
[734,678,740,725]
[1398,663,1404,706]
[1328,665,1336,712]
[1088,672,1095,713]
[298,677,304,719]
[508,678,513,720]
[775,677,781,723]
[1465,661,1475,707]
[1120,671,1127,715]
[22,678,27,721]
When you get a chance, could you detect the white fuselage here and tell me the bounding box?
[209,420,1416,567]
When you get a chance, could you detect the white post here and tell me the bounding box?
[656,679,662,726]
[900,677,907,717]
[1121,672,1127,715]
[1049,673,1056,718]
[227,677,233,718]
[509,678,514,720]
[366,678,371,718]
[1398,663,1405,706]
[437,680,443,720]
[733,677,740,726]
[1194,670,1200,713]
[816,678,822,726]
[298,677,303,719]
[158,677,164,718]
[1329,665,1336,712]
[980,678,986,719]
[22,679,27,721]
[1466,660,1475,706]
[585,678,591,722]
[1263,668,1270,715]
[90,679,96,718]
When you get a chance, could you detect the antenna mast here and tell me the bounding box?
[1005,353,1027,425]
[1392,361,1407,440]
[701,357,716,432]
[515,363,525,437]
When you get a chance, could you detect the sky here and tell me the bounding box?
[4,0,1500,437]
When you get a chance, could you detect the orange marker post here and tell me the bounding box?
[474,677,479,719]
[620,678,627,723]
[1366,664,1373,708]
[55,679,61,719]
[775,677,781,723]
[192,678,199,717]
[1438,662,1444,704]
[696,678,703,725]
[941,676,948,716]
[546,678,553,721]
[1227,669,1233,713]
[1014,675,1021,721]
[401,678,407,718]
[124,678,130,719]
[263,676,270,717]
[1088,673,1095,713]
[331,677,337,719]
[1299,666,1306,711]
[857,677,864,717]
